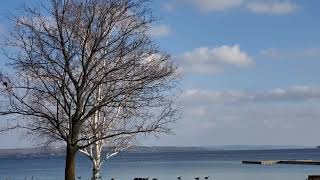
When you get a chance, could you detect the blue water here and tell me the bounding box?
[1,148,320,180]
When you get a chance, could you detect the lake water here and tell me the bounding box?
[1,148,320,180]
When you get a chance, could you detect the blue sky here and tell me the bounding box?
[1,0,320,148]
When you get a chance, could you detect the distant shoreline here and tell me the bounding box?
[0,145,316,156]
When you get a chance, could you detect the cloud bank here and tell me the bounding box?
[181,86,320,105]
[247,1,299,15]
[164,85,320,146]
[166,0,299,15]
[144,85,320,146]
[260,47,320,59]
[184,0,244,11]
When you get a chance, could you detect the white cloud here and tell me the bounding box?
[185,0,244,11]
[178,45,254,75]
[148,24,172,37]
[247,1,299,15]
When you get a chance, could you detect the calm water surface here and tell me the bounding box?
[1,148,320,180]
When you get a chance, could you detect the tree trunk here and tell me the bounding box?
[91,163,101,180]
[65,144,77,180]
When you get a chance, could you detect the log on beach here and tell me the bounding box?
[308,175,320,180]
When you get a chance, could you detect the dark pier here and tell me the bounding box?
[242,160,320,165]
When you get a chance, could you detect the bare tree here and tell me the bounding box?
[0,0,179,180]
[78,90,142,180]
[79,123,135,180]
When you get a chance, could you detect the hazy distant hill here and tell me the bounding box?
[0,146,213,156]
[0,145,313,156]
[213,145,311,150]
[0,146,65,156]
